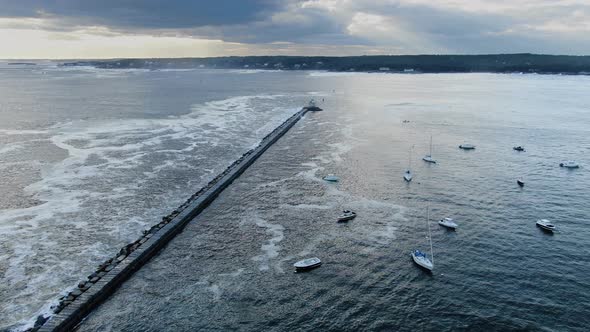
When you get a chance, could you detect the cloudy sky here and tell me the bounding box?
[1,0,589,59]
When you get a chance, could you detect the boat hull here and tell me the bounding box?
[337,214,356,222]
[294,258,322,271]
[295,263,321,271]
[403,171,413,182]
[422,156,436,163]
[560,164,579,169]
[536,220,556,232]
[438,222,457,230]
[411,252,433,271]
[560,161,579,168]
[536,224,555,232]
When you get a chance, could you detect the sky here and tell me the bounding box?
[1,0,589,59]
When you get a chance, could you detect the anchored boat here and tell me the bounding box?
[423,135,437,163]
[536,219,556,232]
[411,250,433,271]
[337,210,356,222]
[404,148,413,182]
[438,217,458,230]
[294,257,322,271]
[559,161,579,169]
[513,146,525,152]
[323,174,339,182]
[459,144,476,150]
[403,170,413,182]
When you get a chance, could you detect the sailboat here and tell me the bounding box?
[411,206,434,271]
[404,148,413,182]
[422,136,436,163]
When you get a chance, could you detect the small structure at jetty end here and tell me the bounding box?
[303,99,323,112]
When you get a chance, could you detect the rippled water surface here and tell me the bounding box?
[1,64,590,331]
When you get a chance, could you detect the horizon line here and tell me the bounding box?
[2,53,590,61]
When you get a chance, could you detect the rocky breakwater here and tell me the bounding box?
[31,107,314,332]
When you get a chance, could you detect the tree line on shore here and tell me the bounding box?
[62,54,590,74]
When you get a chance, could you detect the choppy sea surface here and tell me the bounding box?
[1,63,590,331]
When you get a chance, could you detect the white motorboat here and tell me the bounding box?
[337,210,356,222]
[536,219,556,232]
[559,161,579,169]
[459,144,476,150]
[323,174,339,182]
[423,136,437,163]
[403,170,413,182]
[411,250,433,271]
[294,257,322,271]
[438,217,458,230]
[412,206,434,272]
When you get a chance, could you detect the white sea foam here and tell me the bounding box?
[0,129,48,135]
[0,93,302,331]
[194,268,244,301]
[0,142,23,155]
[249,216,285,272]
[279,203,333,210]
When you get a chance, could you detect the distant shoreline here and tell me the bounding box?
[55,54,590,76]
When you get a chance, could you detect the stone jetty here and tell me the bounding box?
[33,106,316,332]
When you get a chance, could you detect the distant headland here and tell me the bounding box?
[61,54,590,75]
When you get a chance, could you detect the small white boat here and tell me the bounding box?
[323,174,339,182]
[517,179,525,187]
[459,144,476,150]
[411,250,433,271]
[559,161,579,169]
[294,257,322,271]
[403,170,413,182]
[423,136,436,163]
[438,217,458,229]
[536,219,556,232]
[337,210,356,222]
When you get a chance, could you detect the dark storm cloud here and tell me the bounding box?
[0,0,284,28]
[194,6,367,45]
[1,0,590,54]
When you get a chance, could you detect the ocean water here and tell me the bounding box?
[1,65,590,331]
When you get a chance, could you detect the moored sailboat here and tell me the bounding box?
[404,148,413,182]
[412,207,434,272]
[423,136,436,163]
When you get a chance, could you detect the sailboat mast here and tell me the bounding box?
[427,206,434,264]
